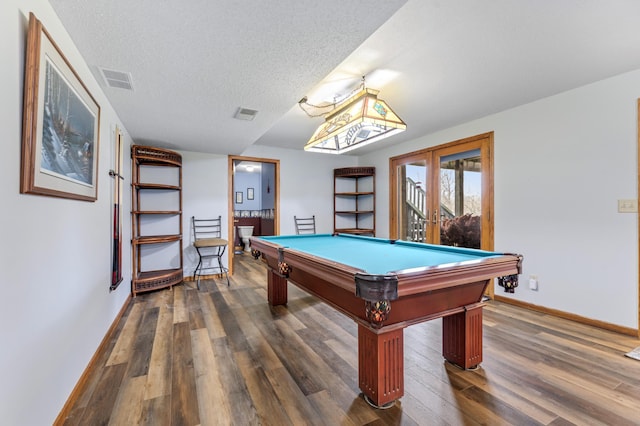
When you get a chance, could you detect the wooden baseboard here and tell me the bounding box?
[53,295,132,425]
[495,295,639,337]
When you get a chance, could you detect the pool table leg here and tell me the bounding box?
[358,324,404,408]
[267,268,288,305]
[442,302,484,369]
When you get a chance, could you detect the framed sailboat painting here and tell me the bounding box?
[20,12,100,201]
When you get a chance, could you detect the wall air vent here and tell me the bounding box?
[98,67,134,91]
[234,107,258,121]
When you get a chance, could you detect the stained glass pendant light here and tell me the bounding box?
[303,86,406,154]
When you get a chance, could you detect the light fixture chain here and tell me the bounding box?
[298,75,367,118]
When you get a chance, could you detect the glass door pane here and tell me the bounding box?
[390,132,492,251]
[437,149,482,248]
[396,160,429,242]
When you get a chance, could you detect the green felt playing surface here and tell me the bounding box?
[257,233,501,275]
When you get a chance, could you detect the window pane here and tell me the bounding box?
[439,149,481,248]
[397,161,428,242]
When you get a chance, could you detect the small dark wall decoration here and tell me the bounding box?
[247,187,254,200]
[236,191,243,203]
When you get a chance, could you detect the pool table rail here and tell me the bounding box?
[393,254,522,296]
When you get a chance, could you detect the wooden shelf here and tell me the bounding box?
[133,234,182,245]
[334,167,375,237]
[131,210,181,215]
[131,145,182,167]
[335,210,374,215]
[335,192,374,196]
[133,183,181,191]
[131,145,183,296]
[132,268,183,292]
[334,166,376,178]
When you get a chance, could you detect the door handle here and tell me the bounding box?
[432,209,438,224]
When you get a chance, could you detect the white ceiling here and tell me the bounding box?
[49,0,640,156]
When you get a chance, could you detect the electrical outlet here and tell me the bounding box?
[529,275,538,291]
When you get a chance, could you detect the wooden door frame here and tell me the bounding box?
[389,132,495,294]
[637,100,640,336]
[227,155,280,275]
[429,133,494,250]
[389,149,433,242]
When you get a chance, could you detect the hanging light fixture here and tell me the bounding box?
[300,78,406,154]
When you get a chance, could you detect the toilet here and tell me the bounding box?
[237,226,254,252]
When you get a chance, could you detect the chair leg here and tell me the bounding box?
[193,246,229,289]
[194,251,202,290]
[217,256,230,287]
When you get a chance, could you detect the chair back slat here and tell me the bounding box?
[294,215,316,234]
[193,216,222,241]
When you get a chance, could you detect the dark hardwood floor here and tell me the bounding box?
[60,254,640,425]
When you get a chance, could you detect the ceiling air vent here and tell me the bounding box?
[98,67,134,91]
[234,107,258,121]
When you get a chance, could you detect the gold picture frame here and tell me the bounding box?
[20,12,101,201]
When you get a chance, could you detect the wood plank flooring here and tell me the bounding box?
[60,254,640,425]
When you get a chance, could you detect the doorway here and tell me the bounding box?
[390,132,495,292]
[228,155,280,275]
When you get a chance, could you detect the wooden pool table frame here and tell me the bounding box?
[250,235,522,408]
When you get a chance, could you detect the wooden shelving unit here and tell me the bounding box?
[131,145,183,296]
[333,166,376,236]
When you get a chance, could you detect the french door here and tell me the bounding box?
[390,132,494,252]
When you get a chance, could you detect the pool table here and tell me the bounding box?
[249,233,522,408]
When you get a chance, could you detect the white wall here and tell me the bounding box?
[360,70,640,330]
[180,146,358,276]
[1,1,133,424]
[180,150,229,278]
[239,145,357,235]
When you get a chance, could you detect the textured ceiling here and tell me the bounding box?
[49,0,640,156]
